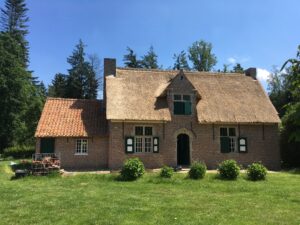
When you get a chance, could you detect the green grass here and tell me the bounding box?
[0,161,299,225]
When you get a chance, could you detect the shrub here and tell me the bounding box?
[3,145,35,159]
[120,158,145,181]
[247,162,267,181]
[188,162,207,179]
[218,159,240,180]
[160,166,174,178]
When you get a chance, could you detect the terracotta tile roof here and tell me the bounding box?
[35,98,106,137]
[106,68,280,124]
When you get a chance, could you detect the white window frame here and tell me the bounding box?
[220,127,237,153]
[75,139,88,155]
[134,126,153,153]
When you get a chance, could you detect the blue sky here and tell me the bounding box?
[1,0,299,92]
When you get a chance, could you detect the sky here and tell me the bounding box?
[1,0,299,94]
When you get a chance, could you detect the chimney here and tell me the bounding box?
[245,67,257,80]
[104,58,116,77]
[103,58,116,109]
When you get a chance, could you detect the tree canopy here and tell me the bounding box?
[173,51,190,70]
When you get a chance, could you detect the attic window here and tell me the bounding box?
[173,94,192,115]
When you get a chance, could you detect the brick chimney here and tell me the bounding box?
[103,58,116,108]
[245,67,257,80]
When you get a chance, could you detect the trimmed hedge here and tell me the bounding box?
[3,145,35,159]
[120,158,145,181]
[247,162,267,181]
[188,162,207,179]
[218,159,240,180]
[160,166,174,178]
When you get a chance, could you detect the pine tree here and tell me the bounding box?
[1,0,29,66]
[173,51,190,70]
[123,47,141,68]
[65,39,98,99]
[141,46,159,69]
[188,40,217,71]
[48,73,68,97]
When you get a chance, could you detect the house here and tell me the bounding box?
[35,58,281,170]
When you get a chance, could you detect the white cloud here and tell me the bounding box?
[227,56,250,65]
[227,57,236,64]
[256,68,271,82]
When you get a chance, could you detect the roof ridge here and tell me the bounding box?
[47,97,102,102]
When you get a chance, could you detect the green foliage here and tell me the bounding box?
[188,161,207,179]
[159,165,174,178]
[48,73,67,97]
[120,158,145,181]
[188,40,217,71]
[123,47,142,68]
[3,145,35,159]
[217,159,240,180]
[173,50,190,70]
[1,0,29,66]
[247,162,267,181]
[141,46,159,69]
[232,63,244,73]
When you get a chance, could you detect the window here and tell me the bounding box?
[220,128,236,153]
[238,137,248,153]
[173,94,192,115]
[76,139,88,155]
[125,126,159,153]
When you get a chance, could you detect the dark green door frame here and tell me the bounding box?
[177,134,190,165]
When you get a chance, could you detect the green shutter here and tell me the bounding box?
[125,137,134,154]
[184,102,192,115]
[220,137,230,153]
[153,137,159,153]
[174,102,185,115]
[40,138,55,153]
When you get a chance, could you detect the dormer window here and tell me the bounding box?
[173,94,192,115]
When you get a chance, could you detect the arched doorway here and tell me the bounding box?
[177,134,190,165]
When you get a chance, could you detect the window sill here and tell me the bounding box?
[74,153,88,156]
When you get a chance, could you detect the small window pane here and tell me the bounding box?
[145,127,152,136]
[153,146,158,152]
[154,138,158,145]
[229,128,236,136]
[240,146,246,152]
[239,139,245,145]
[135,126,143,135]
[174,102,185,115]
[127,138,133,145]
[127,146,133,152]
[183,95,191,101]
[135,137,143,153]
[220,128,228,136]
[145,137,152,152]
[174,95,181,100]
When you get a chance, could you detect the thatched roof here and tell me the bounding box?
[106,68,280,124]
[35,98,106,137]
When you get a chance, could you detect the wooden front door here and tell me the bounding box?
[40,138,55,153]
[177,134,190,165]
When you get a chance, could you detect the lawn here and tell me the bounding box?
[0,161,299,225]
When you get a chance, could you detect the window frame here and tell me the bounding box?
[220,127,237,153]
[75,139,88,155]
[133,126,154,153]
[173,94,192,115]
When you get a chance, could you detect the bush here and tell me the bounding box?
[188,162,207,179]
[120,158,145,181]
[3,145,35,159]
[247,162,267,181]
[160,166,174,178]
[218,159,240,180]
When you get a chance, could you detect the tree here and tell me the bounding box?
[141,46,159,69]
[48,73,68,97]
[173,51,190,70]
[63,40,98,99]
[232,63,244,73]
[123,47,141,68]
[222,64,229,73]
[1,0,29,66]
[188,40,217,71]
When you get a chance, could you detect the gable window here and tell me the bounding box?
[125,126,159,154]
[220,128,236,153]
[75,139,88,155]
[173,94,192,115]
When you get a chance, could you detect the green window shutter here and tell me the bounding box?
[125,137,134,154]
[220,137,230,153]
[184,102,192,115]
[174,102,185,115]
[238,137,248,153]
[153,137,159,153]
